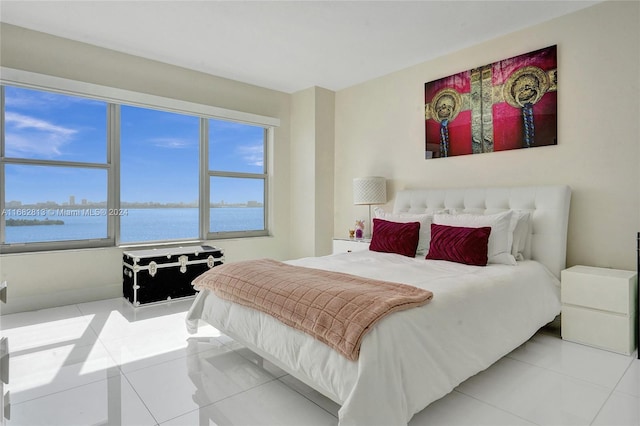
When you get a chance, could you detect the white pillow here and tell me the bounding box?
[433,211,516,265]
[510,211,531,261]
[374,208,433,255]
[450,209,531,261]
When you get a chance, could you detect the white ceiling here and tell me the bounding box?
[0,1,600,93]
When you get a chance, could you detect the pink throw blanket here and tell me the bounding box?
[192,258,433,361]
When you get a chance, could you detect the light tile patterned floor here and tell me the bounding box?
[2,297,638,425]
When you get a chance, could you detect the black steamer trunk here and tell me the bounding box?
[123,245,224,306]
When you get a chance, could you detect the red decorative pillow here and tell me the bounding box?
[426,224,491,266]
[369,218,421,257]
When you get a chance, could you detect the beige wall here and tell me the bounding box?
[289,86,335,259]
[0,24,293,313]
[1,1,639,313]
[313,87,336,257]
[334,0,640,271]
[290,88,316,257]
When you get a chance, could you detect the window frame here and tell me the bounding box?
[117,104,203,246]
[204,120,269,239]
[0,67,279,253]
[0,85,115,252]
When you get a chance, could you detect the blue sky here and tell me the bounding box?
[4,86,265,205]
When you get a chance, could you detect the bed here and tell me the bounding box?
[186,184,571,425]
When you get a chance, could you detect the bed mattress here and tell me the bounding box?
[186,250,561,425]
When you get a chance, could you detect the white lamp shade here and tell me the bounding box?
[353,176,387,205]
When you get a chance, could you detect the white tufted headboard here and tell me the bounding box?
[393,185,571,279]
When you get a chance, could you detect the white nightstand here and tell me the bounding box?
[561,265,638,355]
[332,238,371,254]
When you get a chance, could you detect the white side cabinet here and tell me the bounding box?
[561,265,637,355]
[332,238,370,254]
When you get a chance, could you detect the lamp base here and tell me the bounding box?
[367,205,374,239]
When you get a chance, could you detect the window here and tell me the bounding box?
[120,105,200,243]
[1,86,112,250]
[4,165,109,243]
[4,86,107,163]
[0,70,278,253]
[207,119,267,237]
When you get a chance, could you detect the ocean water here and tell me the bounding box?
[3,207,264,244]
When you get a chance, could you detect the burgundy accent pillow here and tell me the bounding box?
[425,224,491,266]
[369,218,421,257]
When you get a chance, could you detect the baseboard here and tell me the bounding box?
[1,283,121,315]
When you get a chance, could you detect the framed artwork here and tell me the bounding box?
[425,45,557,159]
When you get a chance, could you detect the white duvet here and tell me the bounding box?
[186,250,561,425]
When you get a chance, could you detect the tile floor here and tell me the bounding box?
[1,297,638,426]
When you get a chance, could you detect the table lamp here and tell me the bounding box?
[353,176,387,238]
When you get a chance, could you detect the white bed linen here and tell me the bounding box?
[186,250,561,426]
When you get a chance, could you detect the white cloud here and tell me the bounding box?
[4,112,77,158]
[148,138,194,149]
[5,112,76,136]
[6,88,103,110]
[4,133,65,157]
[237,144,263,167]
[4,92,48,109]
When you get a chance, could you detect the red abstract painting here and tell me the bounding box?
[425,46,557,159]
